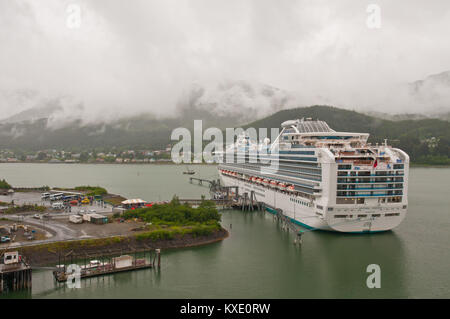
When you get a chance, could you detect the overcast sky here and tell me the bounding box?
[1,0,449,122]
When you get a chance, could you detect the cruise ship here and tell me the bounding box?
[217,118,409,233]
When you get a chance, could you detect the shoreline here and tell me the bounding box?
[0,162,216,165]
[14,228,229,267]
[1,162,449,167]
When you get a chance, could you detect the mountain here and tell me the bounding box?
[175,80,294,128]
[0,115,181,151]
[0,103,62,124]
[0,80,294,150]
[408,70,450,113]
[244,105,450,164]
[1,105,448,165]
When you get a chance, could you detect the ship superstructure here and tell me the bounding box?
[218,118,409,232]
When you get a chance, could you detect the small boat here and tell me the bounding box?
[183,166,196,175]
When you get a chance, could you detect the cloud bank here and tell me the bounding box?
[0,0,449,124]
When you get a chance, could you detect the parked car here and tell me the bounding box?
[33,214,41,219]
[1,236,10,243]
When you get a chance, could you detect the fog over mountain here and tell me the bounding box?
[1,0,450,126]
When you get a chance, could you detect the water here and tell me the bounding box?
[0,164,449,298]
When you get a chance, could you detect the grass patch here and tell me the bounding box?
[0,179,12,189]
[74,186,108,196]
[4,204,46,214]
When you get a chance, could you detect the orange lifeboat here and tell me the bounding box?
[278,183,287,190]
[287,185,295,192]
[263,179,270,186]
[270,180,278,188]
[256,178,263,184]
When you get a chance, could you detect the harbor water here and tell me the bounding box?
[0,164,449,298]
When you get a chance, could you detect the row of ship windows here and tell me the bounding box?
[225,163,321,182]
[337,184,403,189]
[337,171,404,176]
[289,198,312,207]
[337,191,404,196]
[337,177,404,183]
[338,164,404,170]
[336,197,403,204]
[334,213,401,218]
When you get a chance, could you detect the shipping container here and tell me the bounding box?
[113,255,132,269]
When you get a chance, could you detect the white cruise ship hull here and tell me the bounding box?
[221,175,406,233]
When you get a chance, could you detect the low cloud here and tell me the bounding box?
[0,0,449,124]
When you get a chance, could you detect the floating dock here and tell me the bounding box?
[52,248,160,283]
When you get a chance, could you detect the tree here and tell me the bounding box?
[79,152,89,162]
[37,152,47,161]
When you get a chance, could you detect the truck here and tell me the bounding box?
[69,214,83,224]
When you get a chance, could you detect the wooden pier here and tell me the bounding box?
[0,252,32,294]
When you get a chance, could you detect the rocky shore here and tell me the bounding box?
[16,228,229,266]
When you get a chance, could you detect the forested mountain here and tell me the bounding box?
[0,105,448,164]
[245,106,450,165]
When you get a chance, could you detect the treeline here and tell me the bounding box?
[122,197,221,226]
[0,179,11,189]
[74,186,108,196]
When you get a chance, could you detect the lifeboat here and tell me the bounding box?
[263,179,270,186]
[251,177,257,182]
[256,178,263,184]
[270,180,278,188]
[287,185,295,192]
[278,183,287,190]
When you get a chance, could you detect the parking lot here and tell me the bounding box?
[0,190,145,248]
[0,191,113,216]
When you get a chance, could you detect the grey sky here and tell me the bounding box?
[1,0,449,122]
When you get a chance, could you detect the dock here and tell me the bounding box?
[0,251,32,293]
[187,176,262,211]
[52,248,161,283]
[188,176,303,244]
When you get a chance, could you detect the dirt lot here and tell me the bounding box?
[61,218,147,238]
[0,220,49,245]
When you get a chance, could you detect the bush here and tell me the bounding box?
[122,197,221,226]
[0,179,12,189]
[74,186,108,196]
[4,204,46,214]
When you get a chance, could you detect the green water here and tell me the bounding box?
[0,164,449,298]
